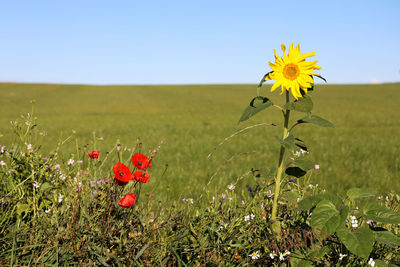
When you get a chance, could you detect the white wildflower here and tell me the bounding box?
[368,258,375,267]
[58,194,64,203]
[269,251,276,259]
[349,215,359,228]
[314,164,320,170]
[33,180,39,189]
[339,253,347,260]
[244,215,250,222]
[0,160,5,166]
[67,159,74,166]
[54,164,61,169]
[249,251,260,260]
[77,160,83,164]
[279,252,285,261]
[27,144,33,151]
[228,184,235,191]
[385,196,389,201]
[45,208,51,214]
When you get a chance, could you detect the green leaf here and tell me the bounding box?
[17,203,30,215]
[310,200,340,236]
[374,259,388,267]
[312,74,327,83]
[298,115,334,128]
[336,226,374,259]
[346,188,377,200]
[40,182,53,192]
[293,157,314,171]
[338,206,349,227]
[285,95,313,112]
[239,96,273,122]
[294,138,308,151]
[275,134,296,152]
[285,167,306,178]
[258,71,274,87]
[362,201,400,224]
[298,194,341,211]
[373,230,400,248]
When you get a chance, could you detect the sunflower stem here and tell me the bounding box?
[271,91,290,225]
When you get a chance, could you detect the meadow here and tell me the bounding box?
[1,82,399,201]
[1,82,400,265]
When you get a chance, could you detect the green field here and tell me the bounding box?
[1,82,399,201]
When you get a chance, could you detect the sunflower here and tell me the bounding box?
[265,43,321,99]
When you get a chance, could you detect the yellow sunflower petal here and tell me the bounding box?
[270,80,282,92]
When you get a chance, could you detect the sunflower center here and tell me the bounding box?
[283,64,300,80]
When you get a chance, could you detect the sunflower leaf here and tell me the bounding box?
[285,167,306,178]
[346,188,377,200]
[239,96,273,122]
[284,95,313,112]
[313,74,327,83]
[275,134,296,152]
[258,71,274,87]
[298,115,334,128]
[336,226,374,259]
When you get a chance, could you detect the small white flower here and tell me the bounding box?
[77,160,83,164]
[0,160,5,166]
[244,215,250,222]
[284,250,291,256]
[54,164,61,169]
[212,196,215,201]
[269,251,276,259]
[385,196,389,201]
[314,164,320,170]
[349,215,359,228]
[368,258,375,267]
[58,194,64,203]
[241,200,245,205]
[249,251,260,260]
[250,214,255,219]
[59,174,66,180]
[279,253,285,261]
[308,184,313,189]
[228,184,235,191]
[45,208,51,214]
[27,144,33,151]
[339,253,347,260]
[229,197,233,201]
[33,180,39,189]
[67,159,74,166]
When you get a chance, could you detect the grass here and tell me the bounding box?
[0,82,399,202]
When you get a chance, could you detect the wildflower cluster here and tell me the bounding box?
[112,152,153,208]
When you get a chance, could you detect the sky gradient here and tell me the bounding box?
[1,0,399,85]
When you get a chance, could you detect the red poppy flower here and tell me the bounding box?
[88,150,100,159]
[119,193,136,208]
[131,153,152,170]
[133,171,150,183]
[113,162,133,183]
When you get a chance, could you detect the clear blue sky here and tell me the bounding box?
[1,0,399,85]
